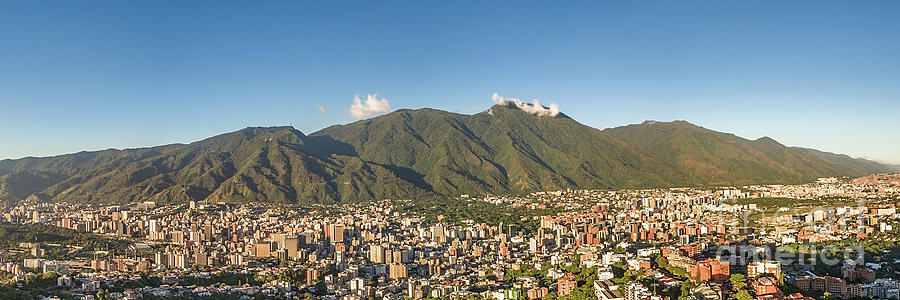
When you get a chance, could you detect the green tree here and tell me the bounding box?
[0,286,32,300]
[735,290,753,300]
[656,256,668,269]
[730,274,748,290]
[679,281,695,300]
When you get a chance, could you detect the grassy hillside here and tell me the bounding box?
[797,147,900,174]
[0,106,894,204]
[603,121,871,185]
[0,127,431,204]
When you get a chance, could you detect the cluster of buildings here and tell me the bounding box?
[0,175,897,299]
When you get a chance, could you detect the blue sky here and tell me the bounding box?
[1,1,899,164]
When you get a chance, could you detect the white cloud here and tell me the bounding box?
[349,94,392,119]
[491,93,560,117]
[317,106,327,114]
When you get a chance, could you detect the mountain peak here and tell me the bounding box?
[229,126,304,139]
[639,120,695,126]
[188,126,306,152]
[754,136,781,144]
[489,93,564,118]
[483,103,570,119]
[613,120,703,132]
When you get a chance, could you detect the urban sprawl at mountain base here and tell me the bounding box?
[1,174,899,300]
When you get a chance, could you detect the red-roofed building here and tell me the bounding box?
[752,277,782,298]
[689,259,730,284]
[558,273,578,296]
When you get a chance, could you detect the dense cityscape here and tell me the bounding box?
[2,174,899,300]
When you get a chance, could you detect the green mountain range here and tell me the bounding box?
[1,104,895,204]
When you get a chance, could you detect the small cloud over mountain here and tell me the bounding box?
[349,94,391,119]
[492,93,559,117]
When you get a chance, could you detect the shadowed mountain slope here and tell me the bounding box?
[1,106,893,204]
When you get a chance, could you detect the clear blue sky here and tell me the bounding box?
[1,1,899,164]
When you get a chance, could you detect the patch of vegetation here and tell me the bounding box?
[391,197,546,233]
[0,223,125,252]
[0,285,32,300]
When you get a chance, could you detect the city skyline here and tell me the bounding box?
[1,1,899,164]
